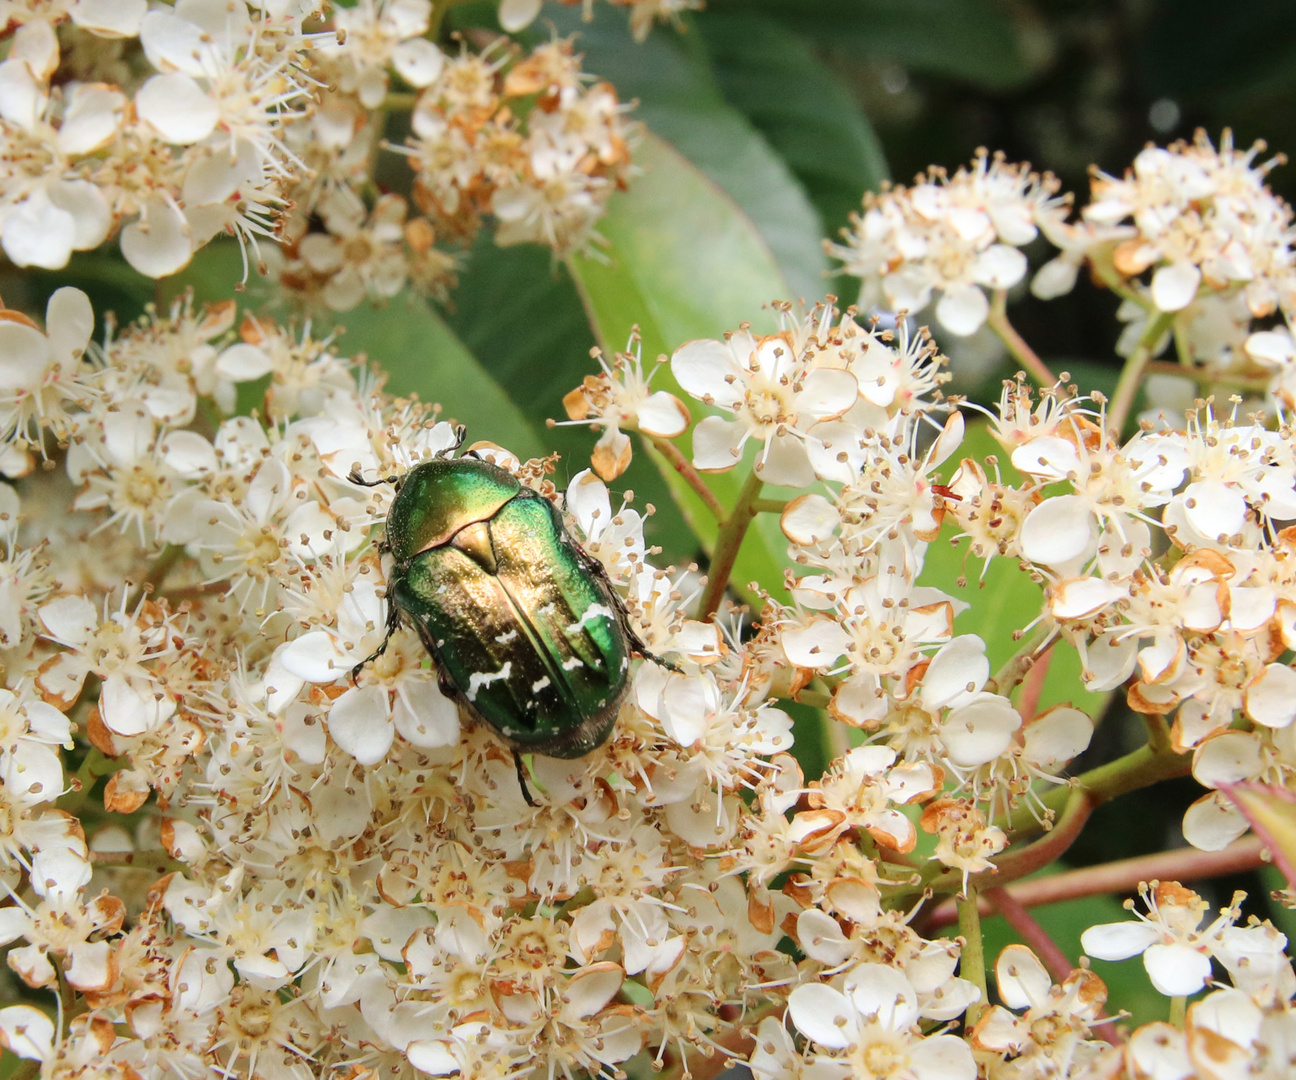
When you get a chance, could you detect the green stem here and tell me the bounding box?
[1003,741,1192,839]
[699,470,764,620]
[383,91,418,110]
[1107,310,1176,435]
[957,885,987,1027]
[1168,995,1187,1029]
[1145,360,1271,394]
[985,622,1056,697]
[987,290,1055,387]
[127,544,184,609]
[647,435,726,522]
[751,498,788,515]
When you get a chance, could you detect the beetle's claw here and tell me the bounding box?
[514,751,539,808]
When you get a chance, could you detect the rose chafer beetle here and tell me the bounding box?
[351,445,655,804]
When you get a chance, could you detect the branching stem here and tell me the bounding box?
[699,470,765,620]
[1107,310,1176,434]
[987,289,1056,386]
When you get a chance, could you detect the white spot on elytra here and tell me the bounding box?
[496,629,518,644]
[466,662,512,702]
[562,656,583,671]
[532,676,551,692]
[567,603,614,633]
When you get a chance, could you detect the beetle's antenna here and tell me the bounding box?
[514,751,539,808]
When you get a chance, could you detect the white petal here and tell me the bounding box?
[756,432,814,487]
[498,0,543,31]
[1244,663,1296,728]
[71,0,147,36]
[136,73,217,144]
[1192,730,1262,789]
[57,84,125,155]
[392,681,460,748]
[797,368,858,420]
[215,342,273,381]
[45,288,93,367]
[671,338,742,409]
[1051,577,1125,620]
[1021,495,1095,567]
[121,197,192,278]
[2,192,75,270]
[1022,706,1093,770]
[636,391,690,438]
[908,1033,976,1080]
[844,963,918,1028]
[788,983,853,1049]
[935,283,990,336]
[1031,256,1080,299]
[1181,478,1245,540]
[1144,942,1211,996]
[995,945,1051,1010]
[1151,262,1202,312]
[970,244,1028,289]
[392,38,444,88]
[922,636,989,710]
[1080,920,1160,961]
[47,180,111,251]
[940,694,1022,767]
[1246,329,1295,368]
[0,1005,53,1061]
[796,909,854,966]
[781,494,839,545]
[691,415,744,471]
[139,9,212,77]
[1182,791,1249,852]
[39,594,97,644]
[328,685,395,765]
[781,620,849,668]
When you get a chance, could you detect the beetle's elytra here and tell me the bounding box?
[352,453,643,801]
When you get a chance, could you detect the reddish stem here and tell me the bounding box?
[1017,644,1053,722]
[925,836,1266,930]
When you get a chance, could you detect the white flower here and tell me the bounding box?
[672,329,858,485]
[788,963,976,1080]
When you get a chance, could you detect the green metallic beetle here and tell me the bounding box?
[350,446,652,804]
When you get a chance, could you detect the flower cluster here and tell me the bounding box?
[0,0,636,311]
[0,285,978,1080]
[984,382,1296,849]
[829,151,1068,336]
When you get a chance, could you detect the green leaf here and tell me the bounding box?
[696,10,889,238]
[921,419,1107,720]
[539,4,829,302]
[706,0,1036,89]
[439,237,700,566]
[567,132,797,601]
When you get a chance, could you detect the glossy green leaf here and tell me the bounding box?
[697,10,889,238]
[439,237,700,566]
[540,4,829,302]
[707,0,1036,89]
[567,133,797,601]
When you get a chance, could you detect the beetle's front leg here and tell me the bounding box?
[351,595,403,683]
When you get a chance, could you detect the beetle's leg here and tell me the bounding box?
[514,751,539,808]
[437,426,467,458]
[351,596,403,684]
[623,620,685,674]
[347,467,401,488]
